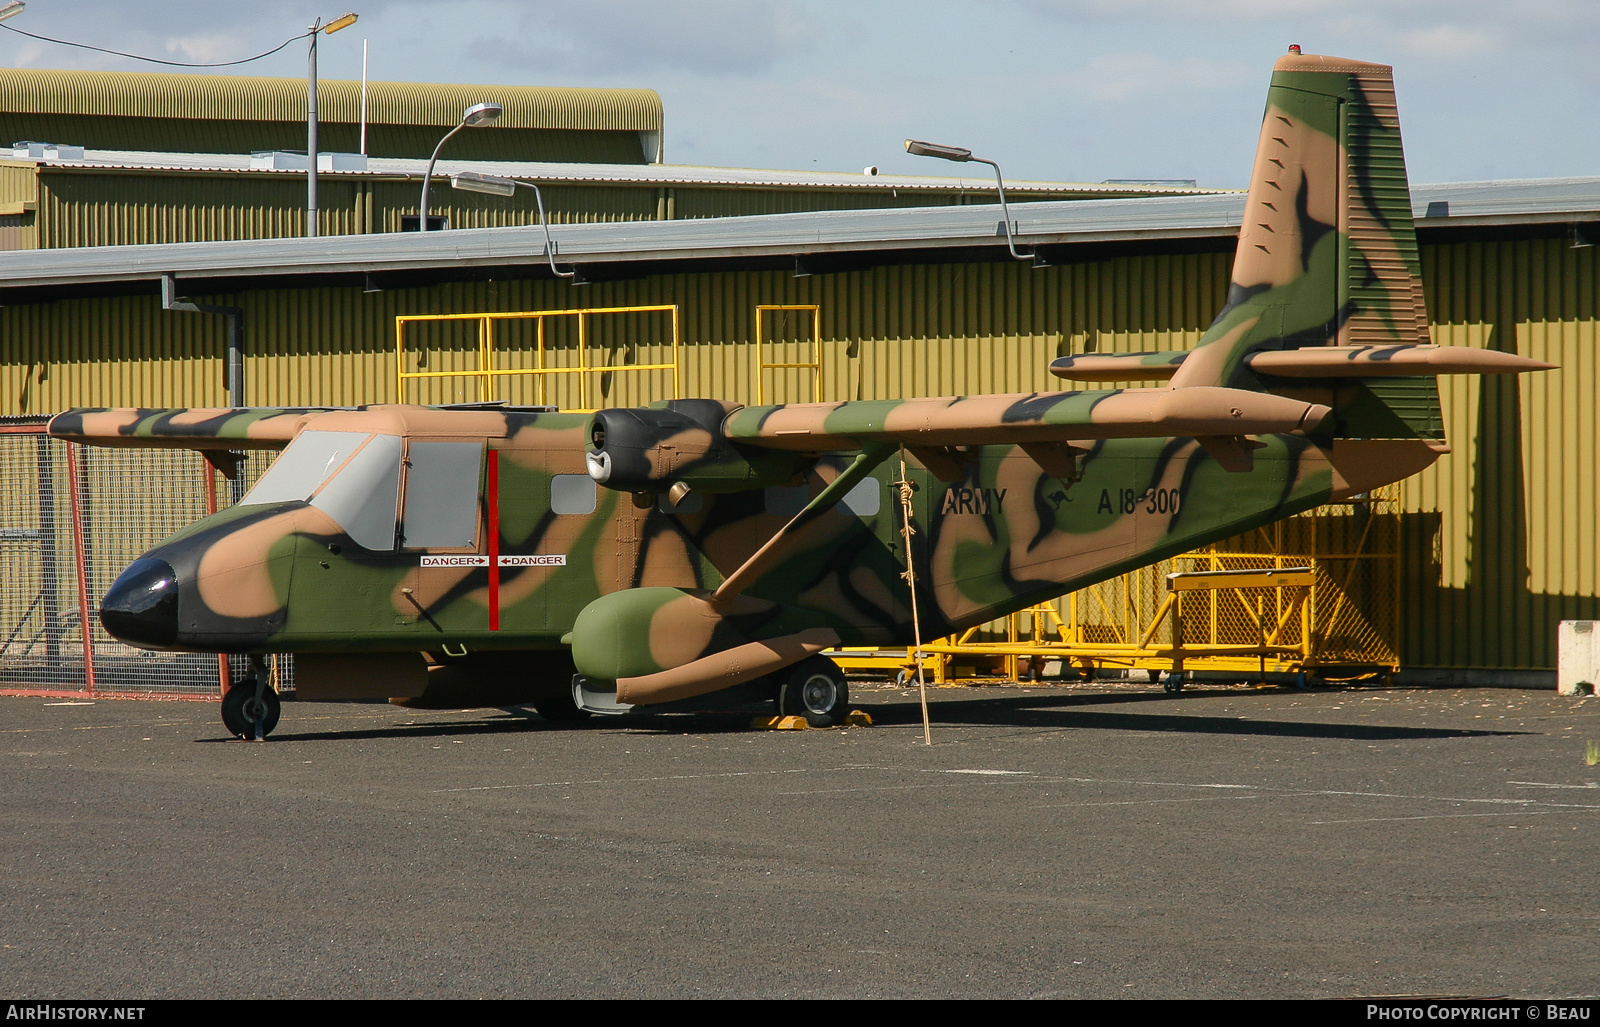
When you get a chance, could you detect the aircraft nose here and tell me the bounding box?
[100,557,180,649]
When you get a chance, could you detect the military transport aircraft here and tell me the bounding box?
[50,51,1552,738]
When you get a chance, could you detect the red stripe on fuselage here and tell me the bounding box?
[488,449,500,631]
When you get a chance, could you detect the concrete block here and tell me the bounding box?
[1557,621,1600,696]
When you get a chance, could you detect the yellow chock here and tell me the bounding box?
[751,715,810,730]
[749,710,874,730]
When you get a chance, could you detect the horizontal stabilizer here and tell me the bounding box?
[1048,351,1188,382]
[49,407,330,450]
[1246,345,1555,378]
[725,388,1330,451]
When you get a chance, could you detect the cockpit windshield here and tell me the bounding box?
[240,430,402,551]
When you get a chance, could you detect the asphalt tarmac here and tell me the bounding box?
[2,680,1597,1000]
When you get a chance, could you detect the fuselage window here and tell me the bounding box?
[764,485,808,518]
[763,479,880,518]
[307,434,403,551]
[551,474,597,515]
[840,479,880,517]
[402,441,483,549]
[240,431,372,506]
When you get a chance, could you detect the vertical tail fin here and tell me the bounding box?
[1171,53,1430,392]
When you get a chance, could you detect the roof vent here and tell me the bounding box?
[251,151,367,172]
[252,150,308,171]
[12,141,85,161]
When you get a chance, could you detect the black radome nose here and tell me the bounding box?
[100,557,179,648]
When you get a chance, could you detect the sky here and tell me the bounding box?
[1,0,1596,189]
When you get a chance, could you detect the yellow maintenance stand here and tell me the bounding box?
[833,487,1400,687]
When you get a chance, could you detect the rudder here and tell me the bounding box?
[1171,52,1431,399]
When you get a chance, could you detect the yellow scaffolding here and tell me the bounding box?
[754,304,822,404]
[834,487,1401,685]
[395,305,681,411]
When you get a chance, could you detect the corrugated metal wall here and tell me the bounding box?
[20,170,1133,248]
[0,70,662,164]
[0,69,663,131]
[1,237,1594,670]
[1400,237,1600,669]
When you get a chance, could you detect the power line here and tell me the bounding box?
[0,21,310,68]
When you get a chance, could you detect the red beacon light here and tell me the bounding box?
[1288,44,1302,54]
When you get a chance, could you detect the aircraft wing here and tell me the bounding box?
[47,407,330,450]
[720,387,1331,452]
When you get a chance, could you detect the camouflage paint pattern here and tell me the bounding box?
[48,406,330,449]
[1049,351,1189,382]
[53,52,1554,710]
[1169,53,1433,401]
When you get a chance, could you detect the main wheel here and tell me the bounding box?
[777,656,849,728]
[222,678,281,739]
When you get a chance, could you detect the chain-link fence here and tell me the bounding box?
[0,423,293,696]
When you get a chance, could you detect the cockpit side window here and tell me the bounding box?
[308,434,404,551]
[241,431,372,506]
[402,441,483,549]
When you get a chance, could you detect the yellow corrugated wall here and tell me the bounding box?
[0,68,662,131]
[1400,237,1600,669]
[24,170,1126,248]
[1,237,1594,669]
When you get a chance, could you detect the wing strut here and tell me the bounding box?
[709,442,896,605]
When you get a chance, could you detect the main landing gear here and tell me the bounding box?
[775,655,850,728]
[222,654,281,740]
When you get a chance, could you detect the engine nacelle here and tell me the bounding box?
[584,398,811,494]
[568,587,839,706]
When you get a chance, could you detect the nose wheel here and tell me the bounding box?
[222,655,281,740]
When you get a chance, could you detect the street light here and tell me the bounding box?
[418,102,503,232]
[451,171,575,277]
[307,11,358,239]
[0,3,26,23]
[904,138,1030,260]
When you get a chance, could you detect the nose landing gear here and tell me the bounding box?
[221,655,281,740]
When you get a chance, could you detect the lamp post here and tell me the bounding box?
[307,11,358,239]
[0,4,26,23]
[904,139,1030,261]
[418,102,503,232]
[450,171,574,276]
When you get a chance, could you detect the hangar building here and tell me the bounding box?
[0,70,1595,693]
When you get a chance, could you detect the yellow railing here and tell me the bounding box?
[395,305,681,411]
[754,304,821,404]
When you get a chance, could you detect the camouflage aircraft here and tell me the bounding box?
[50,50,1551,738]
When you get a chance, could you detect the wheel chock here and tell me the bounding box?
[751,715,812,730]
[749,710,874,731]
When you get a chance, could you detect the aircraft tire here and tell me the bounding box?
[221,679,281,739]
[778,655,849,728]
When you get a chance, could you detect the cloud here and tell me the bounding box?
[1396,24,1498,58]
[1007,0,1396,19]
[465,0,825,78]
[164,34,256,65]
[1069,51,1252,103]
